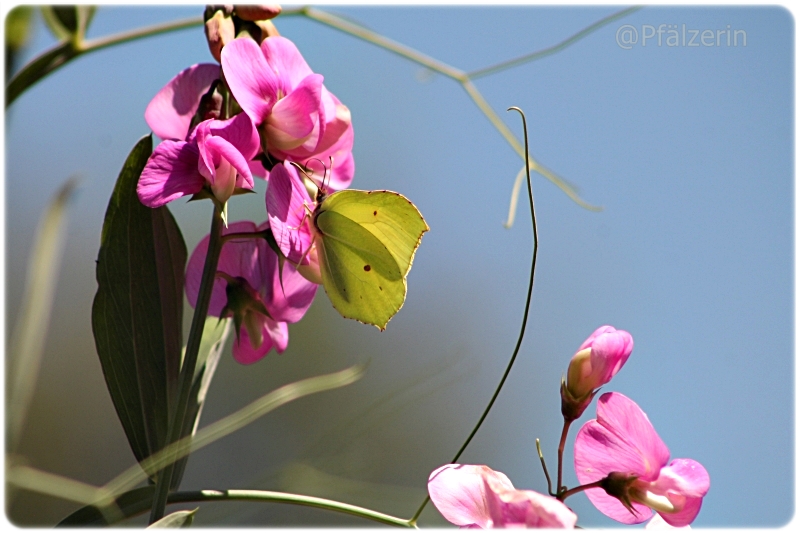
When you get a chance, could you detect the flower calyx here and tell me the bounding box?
[217,272,272,349]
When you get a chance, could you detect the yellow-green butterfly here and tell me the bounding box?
[312,188,429,330]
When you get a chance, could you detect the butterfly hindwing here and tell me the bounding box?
[316,210,405,329]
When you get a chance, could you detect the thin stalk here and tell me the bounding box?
[149,206,224,523]
[409,107,539,525]
[168,490,415,528]
[535,439,555,496]
[559,480,604,501]
[467,6,644,79]
[6,16,202,107]
[556,420,573,496]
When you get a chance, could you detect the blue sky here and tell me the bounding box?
[4,5,794,527]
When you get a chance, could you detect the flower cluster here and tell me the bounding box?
[137,6,353,363]
[427,326,709,528]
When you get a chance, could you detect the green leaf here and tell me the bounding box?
[56,486,155,527]
[91,135,187,486]
[148,509,197,528]
[172,317,232,485]
[40,5,95,42]
[8,177,79,451]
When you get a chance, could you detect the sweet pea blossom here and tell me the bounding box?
[137,113,259,209]
[428,464,578,528]
[185,220,317,364]
[574,392,710,527]
[265,161,322,284]
[561,325,633,421]
[222,35,354,189]
[144,63,221,141]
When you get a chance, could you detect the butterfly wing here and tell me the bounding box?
[320,190,429,276]
[316,209,404,330]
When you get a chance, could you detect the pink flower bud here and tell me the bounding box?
[205,10,236,62]
[234,5,282,22]
[566,325,633,399]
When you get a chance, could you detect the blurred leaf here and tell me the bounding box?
[92,134,187,486]
[172,317,232,487]
[40,5,95,42]
[148,508,197,528]
[57,487,155,526]
[5,5,34,79]
[8,177,79,451]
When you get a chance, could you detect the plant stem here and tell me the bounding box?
[6,15,202,107]
[168,490,416,528]
[556,419,573,496]
[149,205,224,523]
[559,480,604,501]
[408,107,539,526]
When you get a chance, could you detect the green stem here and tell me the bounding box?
[409,107,539,525]
[168,490,415,528]
[149,205,224,523]
[6,15,202,107]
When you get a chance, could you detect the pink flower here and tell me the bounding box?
[185,220,317,364]
[574,392,710,527]
[137,113,260,208]
[144,63,221,141]
[428,464,578,528]
[264,161,322,283]
[561,325,633,421]
[222,36,354,189]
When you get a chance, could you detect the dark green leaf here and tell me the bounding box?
[39,6,95,41]
[92,135,187,485]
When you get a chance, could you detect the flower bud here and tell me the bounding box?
[561,325,633,421]
[205,9,236,62]
[234,5,282,22]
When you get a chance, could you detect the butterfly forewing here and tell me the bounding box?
[319,190,429,277]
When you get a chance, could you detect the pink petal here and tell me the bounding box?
[221,38,280,125]
[591,329,633,384]
[145,63,220,141]
[249,159,268,180]
[207,112,261,160]
[204,136,255,190]
[265,162,315,263]
[265,74,323,152]
[261,36,315,90]
[646,514,691,529]
[185,220,260,317]
[660,496,703,528]
[485,482,577,528]
[579,325,618,351]
[231,317,288,364]
[257,222,317,323]
[137,141,204,207]
[427,464,514,528]
[595,393,671,480]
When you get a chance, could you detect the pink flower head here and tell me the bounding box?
[265,161,322,283]
[145,63,221,141]
[138,113,260,209]
[428,464,577,529]
[185,220,317,364]
[222,36,354,189]
[574,392,710,527]
[562,325,633,421]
